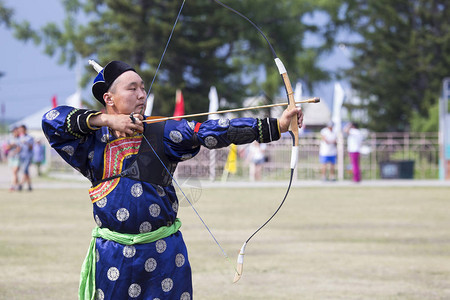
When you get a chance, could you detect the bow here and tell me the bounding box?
[209,0,301,282]
[89,0,302,283]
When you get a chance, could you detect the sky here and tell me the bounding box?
[0,0,352,124]
[0,0,81,123]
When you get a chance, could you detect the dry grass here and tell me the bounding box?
[0,186,449,299]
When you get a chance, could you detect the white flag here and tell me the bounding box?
[145,93,154,116]
[332,82,345,132]
[208,86,219,120]
[294,82,302,103]
[66,91,82,108]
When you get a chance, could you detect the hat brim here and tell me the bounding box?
[92,81,107,105]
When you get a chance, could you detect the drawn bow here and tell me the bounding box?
[210,0,300,282]
[89,0,303,283]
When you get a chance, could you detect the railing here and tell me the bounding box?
[176,132,440,180]
[46,131,440,181]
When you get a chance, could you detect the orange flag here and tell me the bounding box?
[173,89,185,121]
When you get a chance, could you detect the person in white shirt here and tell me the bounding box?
[345,122,363,182]
[319,121,337,181]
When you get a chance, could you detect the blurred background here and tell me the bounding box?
[0,0,449,183]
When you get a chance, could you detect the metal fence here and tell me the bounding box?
[46,131,440,181]
[175,131,440,181]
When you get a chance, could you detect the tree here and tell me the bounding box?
[2,0,342,116]
[339,0,450,131]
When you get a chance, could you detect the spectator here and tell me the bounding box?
[6,127,21,191]
[345,122,363,182]
[319,121,337,181]
[18,125,34,191]
[33,139,45,176]
[248,141,267,181]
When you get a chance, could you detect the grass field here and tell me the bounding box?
[0,185,449,299]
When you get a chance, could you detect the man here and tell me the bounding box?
[6,126,21,191]
[345,122,363,182]
[42,60,303,299]
[319,121,337,181]
[32,139,45,176]
[18,125,34,191]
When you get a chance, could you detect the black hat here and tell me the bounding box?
[92,61,135,105]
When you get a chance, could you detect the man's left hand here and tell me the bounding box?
[279,107,304,133]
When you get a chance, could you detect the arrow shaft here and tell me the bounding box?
[143,97,319,123]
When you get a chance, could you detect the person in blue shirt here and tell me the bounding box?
[42,60,303,300]
[18,125,34,191]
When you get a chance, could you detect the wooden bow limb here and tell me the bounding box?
[142,97,319,123]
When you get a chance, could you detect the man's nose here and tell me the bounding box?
[138,88,146,100]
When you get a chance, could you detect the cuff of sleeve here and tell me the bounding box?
[67,109,101,137]
[259,118,281,143]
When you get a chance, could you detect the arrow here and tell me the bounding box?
[143,97,319,123]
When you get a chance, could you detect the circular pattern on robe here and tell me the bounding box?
[218,118,230,128]
[188,121,195,130]
[155,240,167,253]
[45,109,60,120]
[139,221,152,233]
[169,130,183,143]
[95,289,104,300]
[107,267,120,281]
[156,185,166,197]
[96,197,107,208]
[123,245,136,258]
[101,134,109,143]
[161,278,174,292]
[116,208,130,222]
[172,201,179,213]
[95,215,102,227]
[131,183,143,198]
[144,258,157,272]
[204,136,218,148]
[180,292,191,300]
[62,145,75,156]
[128,283,141,298]
[149,204,161,217]
[88,151,95,162]
[175,253,185,267]
[96,249,100,262]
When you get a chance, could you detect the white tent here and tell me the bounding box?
[10,106,52,132]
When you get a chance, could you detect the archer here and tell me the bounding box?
[42,60,303,299]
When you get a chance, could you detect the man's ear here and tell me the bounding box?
[104,93,114,107]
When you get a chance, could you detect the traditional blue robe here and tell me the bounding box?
[42,106,278,299]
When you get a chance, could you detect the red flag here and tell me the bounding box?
[51,95,58,108]
[173,89,185,121]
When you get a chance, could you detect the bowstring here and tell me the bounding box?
[140,0,236,271]
[146,0,186,100]
[212,0,297,245]
[140,134,235,270]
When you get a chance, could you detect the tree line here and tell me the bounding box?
[0,0,448,132]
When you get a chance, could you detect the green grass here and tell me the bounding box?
[1,186,449,299]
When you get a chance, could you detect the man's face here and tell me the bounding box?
[106,71,147,115]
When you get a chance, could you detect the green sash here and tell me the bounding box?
[78,218,182,300]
